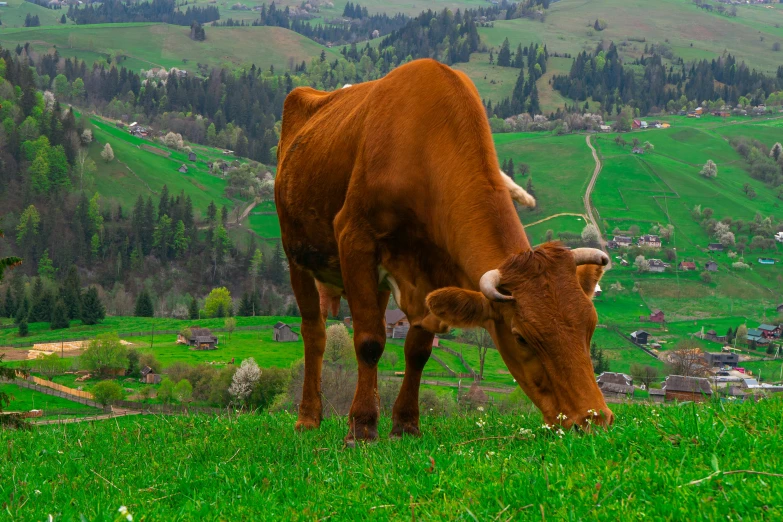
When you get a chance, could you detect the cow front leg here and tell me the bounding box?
[289,264,327,431]
[390,325,434,437]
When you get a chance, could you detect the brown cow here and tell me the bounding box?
[275,59,613,444]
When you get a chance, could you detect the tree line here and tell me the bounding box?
[66,0,220,26]
[551,43,783,116]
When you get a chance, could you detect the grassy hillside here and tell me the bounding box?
[0,0,68,28]
[3,399,782,519]
[0,23,328,73]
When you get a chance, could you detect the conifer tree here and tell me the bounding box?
[30,285,54,323]
[60,266,82,320]
[15,295,30,325]
[2,287,15,318]
[18,319,28,337]
[50,300,70,330]
[134,289,154,317]
[497,38,511,67]
[514,43,524,68]
[81,287,105,325]
[188,297,199,319]
[238,292,254,316]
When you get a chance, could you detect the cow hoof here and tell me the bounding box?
[390,424,421,438]
[295,418,321,431]
[344,424,379,447]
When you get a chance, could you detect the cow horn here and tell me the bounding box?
[572,248,610,266]
[479,269,514,302]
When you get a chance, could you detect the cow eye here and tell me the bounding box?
[515,334,526,345]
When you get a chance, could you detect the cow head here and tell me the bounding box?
[426,243,613,430]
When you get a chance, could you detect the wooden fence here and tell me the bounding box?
[0,323,298,349]
[10,378,104,409]
[23,375,95,399]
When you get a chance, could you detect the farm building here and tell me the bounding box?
[431,337,440,348]
[631,330,649,345]
[613,235,633,247]
[638,235,661,248]
[273,322,299,342]
[607,240,618,249]
[178,327,218,350]
[596,372,634,399]
[140,366,162,384]
[649,388,665,403]
[758,258,775,265]
[385,309,409,339]
[188,152,197,161]
[707,243,724,252]
[178,164,188,173]
[705,261,718,272]
[648,309,665,323]
[678,261,696,271]
[703,351,738,368]
[593,284,602,297]
[620,258,630,266]
[632,119,641,129]
[662,375,712,402]
[631,147,644,154]
[703,329,727,343]
[647,259,669,273]
[777,304,783,314]
[344,317,352,328]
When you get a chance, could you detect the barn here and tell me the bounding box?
[385,309,409,339]
[596,372,634,399]
[273,322,300,342]
[663,375,713,402]
[177,327,218,350]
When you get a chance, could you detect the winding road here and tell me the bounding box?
[584,135,612,270]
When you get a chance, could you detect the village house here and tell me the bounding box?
[705,261,718,272]
[631,147,645,154]
[631,330,649,345]
[745,329,770,346]
[777,303,783,314]
[648,309,665,323]
[177,327,218,350]
[385,309,409,339]
[596,372,634,399]
[613,235,633,247]
[703,351,738,368]
[640,121,648,129]
[178,164,188,174]
[638,235,661,248]
[757,324,781,339]
[140,366,162,384]
[344,316,352,328]
[647,259,669,273]
[188,152,197,162]
[678,261,696,271]
[662,375,712,402]
[632,119,641,129]
[273,322,299,342]
[607,240,618,249]
[707,243,724,252]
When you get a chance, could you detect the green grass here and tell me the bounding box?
[3,399,783,519]
[0,0,68,28]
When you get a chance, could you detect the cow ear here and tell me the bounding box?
[426,288,494,327]
[576,264,604,298]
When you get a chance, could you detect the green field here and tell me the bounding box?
[3,399,783,519]
[0,0,68,28]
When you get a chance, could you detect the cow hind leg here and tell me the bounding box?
[337,231,389,446]
[290,264,327,431]
[390,325,434,438]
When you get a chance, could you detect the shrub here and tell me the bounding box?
[173,379,193,403]
[81,333,129,376]
[92,381,124,407]
[157,378,175,404]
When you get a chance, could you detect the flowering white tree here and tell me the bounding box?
[700,159,718,178]
[581,224,600,245]
[228,357,260,405]
[634,255,649,273]
[100,143,114,163]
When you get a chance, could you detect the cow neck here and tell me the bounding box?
[448,190,530,290]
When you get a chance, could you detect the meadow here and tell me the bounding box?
[2,399,782,519]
